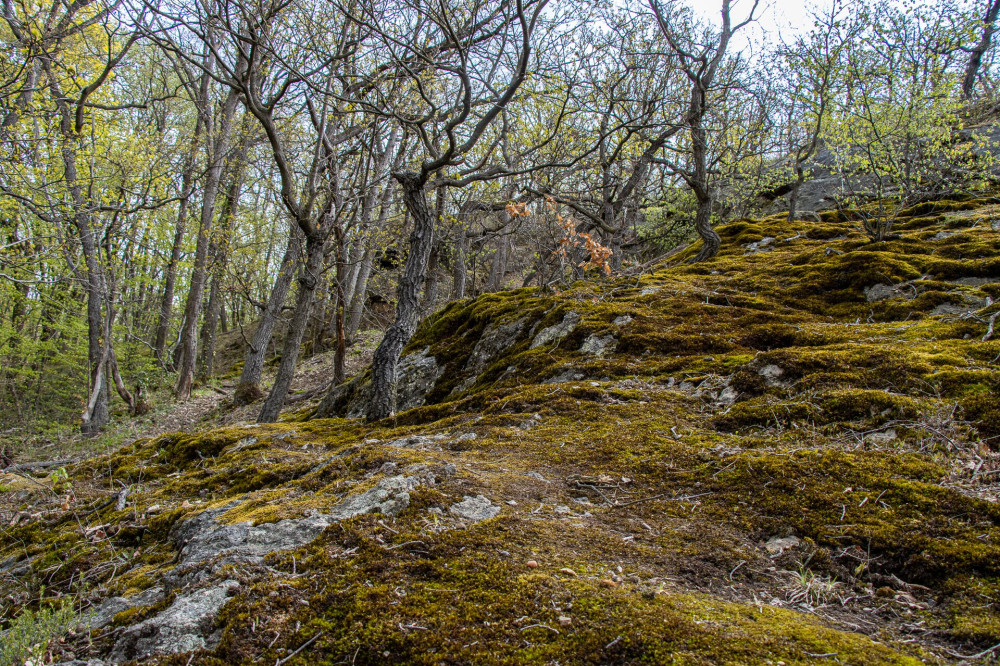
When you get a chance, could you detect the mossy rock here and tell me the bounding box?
[5,205,1000,664]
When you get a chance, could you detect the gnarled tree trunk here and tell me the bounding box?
[365,171,436,421]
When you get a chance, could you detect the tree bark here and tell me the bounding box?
[258,235,326,422]
[175,90,240,400]
[346,247,373,342]
[963,0,1000,99]
[233,225,301,405]
[153,118,203,366]
[46,68,110,434]
[198,132,248,380]
[453,225,468,300]
[365,171,436,421]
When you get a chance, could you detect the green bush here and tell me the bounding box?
[0,599,77,666]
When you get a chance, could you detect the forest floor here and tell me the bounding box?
[3,202,1000,665]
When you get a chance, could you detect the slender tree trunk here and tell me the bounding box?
[453,226,468,300]
[334,277,347,385]
[233,225,301,405]
[176,90,240,400]
[154,137,200,365]
[346,248,372,343]
[48,72,109,434]
[258,235,326,422]
[486,223,510,292]
[689,108,720,262]
[198,131,247,380]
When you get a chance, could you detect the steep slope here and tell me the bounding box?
[3,201,1000,665]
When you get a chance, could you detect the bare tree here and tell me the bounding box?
[651,0,759,261]
[315,0,552,421]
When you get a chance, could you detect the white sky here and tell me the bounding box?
[687,0,835,54]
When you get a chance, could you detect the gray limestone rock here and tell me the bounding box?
[449,495,500,523]
[716,385,739,407]
[396,347,445,411]
[543,370,587,384]
[530,312,580,349]
[580,334,617,357]
[329,473,426,520]
[864,283,914,303]
[931,302,970,316]
[464,319,527,376]
[168,474,432,581]
[87,586,165,631]
[744,237,776,254]
[111,580,240,662]
[758,364,786,387]
[764,535,801,556]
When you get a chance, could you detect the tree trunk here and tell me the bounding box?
[233,225,301,405]
[364,172,437,421]
[422,238,441,312]
[787,165,806,222]
[453,226,468,300]
[153,138,199,366]
[963,0,1000,99]
[689,106,720,262]
[49,75,109,434]
[198,136,247,380]
[258,235,326,422]
[176,90,240,400]
[691,197,719,262]
[486,222,510,292]
[346,248,373,342]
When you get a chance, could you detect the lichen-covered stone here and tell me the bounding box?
[110,580,240,661]
[7,204,1000,665]
[530,311,580,349]
[449,495,501,523]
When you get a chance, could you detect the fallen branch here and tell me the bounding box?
[3,459,77,473]
[984,311,998,342]
[942,641,1000,661]
[610,491,712,509]
[275,630,325,666]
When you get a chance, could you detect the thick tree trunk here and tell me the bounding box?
[963,0,1000,99]
[233,226,301,405]
[258,235,326,422]
[422,239,441,312]
[365,172,437,421]
[176,91,240,400]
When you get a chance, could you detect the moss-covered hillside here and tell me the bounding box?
[3,202,1000,665]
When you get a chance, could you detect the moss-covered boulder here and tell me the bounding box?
[3,204,1000,664]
